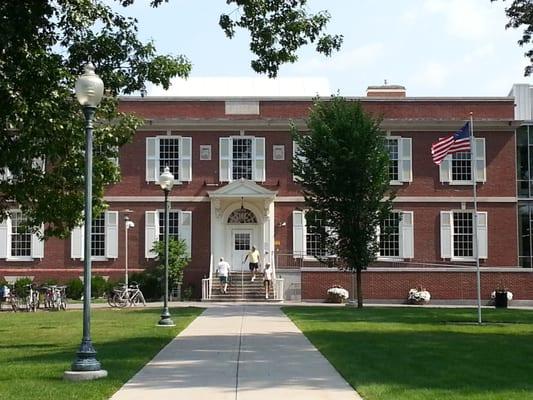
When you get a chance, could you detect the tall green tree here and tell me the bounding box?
[152,238,190,289]
[493,0,533,76]
[0,0,342,237]
[292,97,394,308]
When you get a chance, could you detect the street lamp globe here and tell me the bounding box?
[75,62,104,107]
[159,166,174,191]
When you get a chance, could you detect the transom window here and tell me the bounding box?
[453,212,473,258]
[91,214,106,257]
[159,137,180,178]
[10,211,31,257]
[385,138,399,181]
[306,213,326,257]
[227,208,257,224]
[379,212,400,257]
[158,211,180,242]
[232,138,253,180]
[452,152,472,181]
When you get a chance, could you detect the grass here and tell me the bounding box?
[0,306,204,400]
[283,306,533,400]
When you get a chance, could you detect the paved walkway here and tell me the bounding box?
[110,304,362,400]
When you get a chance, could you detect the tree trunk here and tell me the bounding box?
[356,268,363,308]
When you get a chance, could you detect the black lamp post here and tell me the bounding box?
[64,62,107,380]
[158,166,175,326]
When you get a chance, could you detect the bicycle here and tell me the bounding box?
[42,285,67,311]
[108,282,146,308]
[24,284,39,312]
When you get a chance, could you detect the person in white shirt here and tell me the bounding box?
[263,263,273,299]
[244,245,261,282]
[216,257,231,294]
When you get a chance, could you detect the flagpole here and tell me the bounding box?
[470,112,482,324]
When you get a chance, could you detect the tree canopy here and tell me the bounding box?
[292,97,394,307]
[493,0,533,76]
[0,0,342,237]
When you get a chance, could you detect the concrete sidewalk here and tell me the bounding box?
[110,304,362,400]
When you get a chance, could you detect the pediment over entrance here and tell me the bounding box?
[207,179,277,199]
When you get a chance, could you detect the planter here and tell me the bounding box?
[495,291,508,308]
[326,293,346,303]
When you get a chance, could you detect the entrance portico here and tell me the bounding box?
[208,179,277,271]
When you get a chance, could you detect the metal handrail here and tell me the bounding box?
[208,253,213,299]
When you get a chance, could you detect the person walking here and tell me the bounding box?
[216,257,231,294]
[244,245,261,282]
[263,263,273,299]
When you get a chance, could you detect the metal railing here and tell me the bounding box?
[201,254,214,301]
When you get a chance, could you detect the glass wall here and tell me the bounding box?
[518,125,533,267]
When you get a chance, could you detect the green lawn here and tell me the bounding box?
[0,307,204,400]
[284,306,533,400]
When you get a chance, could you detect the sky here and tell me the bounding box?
[115,0,533,97]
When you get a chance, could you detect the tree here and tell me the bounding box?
[0,1,342,237]
[292,97,394,308]
[152,238,190,289]
[493,0,533,76]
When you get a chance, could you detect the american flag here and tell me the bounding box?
[431,122,471,165]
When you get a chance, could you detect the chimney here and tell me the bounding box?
[366,83,406,98]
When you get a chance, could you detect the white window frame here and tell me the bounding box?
[0,211,44,261]
[292,210,333,260]
[70,211,118,261]
[439,138,486,185]
[219,136,265,182]
[440,210,488,261]
[146,134,192,184]
[385,135,412,185]
[377,210,414,261]
[145,209,192,258]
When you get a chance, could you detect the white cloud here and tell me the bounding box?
[291,43,385,73]
[409,62,450,89]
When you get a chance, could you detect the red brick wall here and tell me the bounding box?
[302,270,533,301]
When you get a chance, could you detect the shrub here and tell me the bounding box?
[91,275,107,298]
[14,277,33,298]
[66,278,83,300]
[130,269,161,300]
[182,284,195,301]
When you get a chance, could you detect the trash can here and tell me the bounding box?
[495,291,508,308]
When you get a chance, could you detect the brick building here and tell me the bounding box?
[1,84,530,303]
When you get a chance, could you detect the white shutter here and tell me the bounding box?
[105,211,118,259]
[440,211,452,259]
[145,211,159,259]
[179,210,192,257]
[292,210,305,258]
[219,137,231,182]
[0,218,8,258]
[400,211,414,259]
[375,223,381,257]
[474,138,486,183]
[146,137,158,182]
[31,225,44,259]
[71,225,84,259]
[476,211,488,259]
[439,157,451,183]
[179,137,192,182]
[0,168,12,182]
[399,138,412,182]
[253,137,265,182]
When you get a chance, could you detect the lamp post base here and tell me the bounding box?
[157,308,175,327]
[64,369,108,381]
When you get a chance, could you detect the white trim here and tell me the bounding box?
[6,257,33,262]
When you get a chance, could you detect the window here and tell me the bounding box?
[519,203,533,267]
[440,210,487,260]
[145,210,192,258]
[91,214,106,257]
[385,136,412,184]
[146,135,192,183]
[0,211,44,260]
[292,210,329,258]
[219,136,265,182]
[439,138,485,184]
[517,125,533,198]
[158,211,180,242]
[385,139,399,181]
[377,211,414,260]
[379,212,400,257]
[70,211,118,260]
[227,208,257,224]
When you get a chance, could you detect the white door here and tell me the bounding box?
[232,229,252,271]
